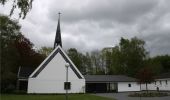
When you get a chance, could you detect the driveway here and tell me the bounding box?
[93,93,170,100]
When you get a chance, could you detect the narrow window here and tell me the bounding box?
[165,80,168,85]
[128,84,131,87]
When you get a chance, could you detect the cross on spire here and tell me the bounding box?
[54,12,62,49]
[58,12,61,18]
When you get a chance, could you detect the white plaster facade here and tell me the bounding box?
[141,78,170,91]
[118,82,140,92]
[27,46,85,94]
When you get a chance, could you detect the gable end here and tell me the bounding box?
[31,48,83,79]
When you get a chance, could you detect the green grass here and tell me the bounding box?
[1,94,114,100]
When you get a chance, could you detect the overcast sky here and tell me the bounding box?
[1,0,170,56]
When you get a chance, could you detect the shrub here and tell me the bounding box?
[129,92,169,97]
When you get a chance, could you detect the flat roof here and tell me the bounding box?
[84,75,137,82]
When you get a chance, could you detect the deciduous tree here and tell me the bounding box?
[0,0,34,19]
[136,67,154,93]
[0,15,45,92]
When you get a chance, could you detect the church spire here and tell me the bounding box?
[54,12,62,49]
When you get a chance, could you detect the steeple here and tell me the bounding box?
[54,12,62,49]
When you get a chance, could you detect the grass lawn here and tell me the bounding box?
[1,94,114,100]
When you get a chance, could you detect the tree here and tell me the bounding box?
[0,0,34,19]
[136,67,154,93]
[144,58,163,75]
[67,48,83,72]
[38,47,53,57]
[100,37,148,76]
[91,50,105,75]
[84,52,93,74]
[110,46,124,74]
[152,55,170,73]
[0,15,45,92]
[101,48,112,74]
[143,55,170,76]
[119,37,148,76]
[15,34,45,68]
[1,15,21,92]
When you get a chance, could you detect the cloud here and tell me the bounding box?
[48,0,158,24]
[0,0,170,56]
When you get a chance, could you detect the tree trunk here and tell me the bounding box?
[146,83,148,93]
[140,83,141,91]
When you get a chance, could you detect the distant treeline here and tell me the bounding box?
[1,15,170,92]
[64,38,170,77]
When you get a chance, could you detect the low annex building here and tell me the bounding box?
[141,73,170,91]
[85,75,140,92]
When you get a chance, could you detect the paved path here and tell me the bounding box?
[93,93,170,100]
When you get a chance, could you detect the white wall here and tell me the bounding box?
[118,82,140,92]
[141,78,170,91]
[28,47,85,94]
[28,78,85,93]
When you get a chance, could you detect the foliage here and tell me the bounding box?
[141,55,170,76]
[1,94,113,100]
[0,0,34,19]
[136,67,154,84]
[129,92,169,97]
[15,34,45,68]
[66,48,95,75]
[38,47,53,56]
[0,15,45,92]
[151,55,170,73]
[66,37,169,76]
[110,46,124,74]
[118,37,148,76]
[91,50,105,75]
[101,48,112,74]
[67,48,83,72]
[84,52,93,74]
[1,15,21,92]
[136,67,154,93]
[101,37,148,76]
[144,58,163,75]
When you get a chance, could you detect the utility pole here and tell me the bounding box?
[65,63,69,100]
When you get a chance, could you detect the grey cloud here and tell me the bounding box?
[48,0,158,24]
[0,0,170,56]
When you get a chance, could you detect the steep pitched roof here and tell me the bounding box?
[54,13,62,48]
[18,67,35,79]
[29,46,84,79]
[85,75,137,82]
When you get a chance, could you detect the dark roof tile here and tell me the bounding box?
[18,67,35,78]
[84,75,137,82]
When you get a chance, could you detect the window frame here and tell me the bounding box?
[128,84,131,87]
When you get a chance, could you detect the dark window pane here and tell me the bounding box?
[64,82,71,90]
[128,84,131,87]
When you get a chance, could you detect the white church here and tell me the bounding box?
[27,14,85,93]
[17,14,170,94]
